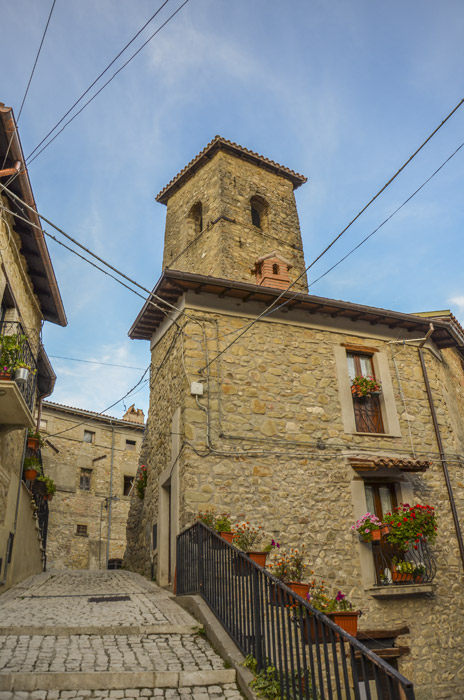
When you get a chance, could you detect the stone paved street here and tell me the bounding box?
[0,571,242,700]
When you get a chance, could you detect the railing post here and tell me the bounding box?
[198,524,204,596]
[251,565,265,671]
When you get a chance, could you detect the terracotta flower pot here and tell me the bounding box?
[24,468,38,481]
[380,525,390,537]
[248,551,268,567]
[0,371,12,380]
[27,437,40,451]
[327,611,360,638]
[288,582,310,599]
[371,530,381,542]
[220,532,234,544]
[392,566,414,583]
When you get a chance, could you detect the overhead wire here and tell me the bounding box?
[1,0,57,169]
[199,99,464,372]
[49,355,145,370]
[26,0,191,166]
[25,0,173,163]
[0,187,188,321]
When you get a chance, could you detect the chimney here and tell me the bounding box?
[123,404,145,425]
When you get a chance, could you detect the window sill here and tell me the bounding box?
[366,583,436,598]
[351,432,400,438]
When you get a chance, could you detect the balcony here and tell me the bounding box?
[370,537,436,595]
[0,320,38,431]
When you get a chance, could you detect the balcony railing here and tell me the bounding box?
[0,320,38,411]
[177,523,416,700]
[23,447,49,570]
[371,537,436,586]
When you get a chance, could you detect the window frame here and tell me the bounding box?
[79,468,92,491]
[334,344,401,437]
[83,430,95,444]
[123,475,134,496]
[76,524,88,537]
[125,439,136,451]
[347,350,385,434]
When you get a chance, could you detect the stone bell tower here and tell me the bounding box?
[156,136,309,292]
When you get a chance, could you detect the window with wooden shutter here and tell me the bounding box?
[347,352,385,433]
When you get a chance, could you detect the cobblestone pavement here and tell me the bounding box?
[0,572,190,629]
[0,571,242,699]
[0,684,242,699]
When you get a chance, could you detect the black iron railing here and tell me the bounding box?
[177,523,416,700]
[371,537,436,586]
[23,447,49,571]
[0,320,38,410]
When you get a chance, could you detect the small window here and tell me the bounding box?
[250,196,268,231]
[83,430,95,443]
[39,419,48,431]
[347,352,384,434]
[76,524,88,537]
[79,468,92,491]
[272,263,279,275]
[123,475,134,496]
[108,558,123,569]
[125,439,136,451]
[251,206,261,228]
[189,202,203,235]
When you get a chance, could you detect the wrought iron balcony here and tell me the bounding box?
[371,536,436,586]
[0,320,38,424]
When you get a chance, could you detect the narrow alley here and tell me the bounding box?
[0,571,242,700]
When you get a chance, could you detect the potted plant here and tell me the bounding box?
[233,522,270,568]
[286,546,309,597]
[351,512,383,542]
[384,503,437,551]
[0,334,27,379]
[197,509,217,529]
[303,579,360,641]
[351,375,382,398]
[214,513,234,543]
[136,464,148,499]
[27,429,45,451]
[23,455,42,481]
[14,361,35,385]
[37,474,56,500]
[391,558,415,583]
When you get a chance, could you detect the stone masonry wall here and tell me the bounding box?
[162,151,308,291]
[40,404,143,570]
[0,196,44,590]
[126,303,464,700]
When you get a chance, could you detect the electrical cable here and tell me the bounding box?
[1,0,57,170]
[49,355,145,370]
[199,103,464,373]
[263,139,464,317]
[25,0,173,163]
[26,0,191,166]
[0,192,187,323]
[47,366,150,438]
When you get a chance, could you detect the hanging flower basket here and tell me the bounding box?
[351,376,382,398]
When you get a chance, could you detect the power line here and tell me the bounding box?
[26,0,191,166]
[265,138,464,316]
[199,98,464,373]
[49,355,145,370]
[0,186,187,319]
[1,0,57,170]
[47,367,150,438]
[26,0,172,163]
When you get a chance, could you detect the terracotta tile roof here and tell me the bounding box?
[349,456,431,472]
[42,400,145,428]
[155,136,307,204]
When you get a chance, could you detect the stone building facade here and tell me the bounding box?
[0,103,67,591]
[124,136,464,699]
[41,402,144,570]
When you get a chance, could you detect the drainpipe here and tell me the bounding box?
[0,161,21,178]
[418,338,464,572]
[105,423,116,569]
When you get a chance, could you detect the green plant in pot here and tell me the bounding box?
[0,334,27,375]
[384,503,437,551]
[27,429,45,449]
[214,513,232,533]
[37,474,56,498]
[23,455,42,480]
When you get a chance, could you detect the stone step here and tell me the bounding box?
[0,669,236,693]
[0,626,195,637]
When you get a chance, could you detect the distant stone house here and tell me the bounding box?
[40,402,144,570]
[124,136,464,699]
[0,102,67,590]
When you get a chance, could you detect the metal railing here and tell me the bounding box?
[0,320,38,410]
[371,537,436,586]
[23,447,49,571]
[176,523,416,700]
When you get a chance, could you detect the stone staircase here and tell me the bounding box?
[0,571,242,700]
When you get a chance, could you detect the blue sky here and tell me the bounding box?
[2,0,463,417]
